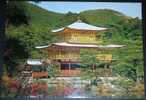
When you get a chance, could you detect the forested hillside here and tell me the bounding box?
[6,2,143,81]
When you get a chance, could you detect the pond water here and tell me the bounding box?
[30,77,144,98]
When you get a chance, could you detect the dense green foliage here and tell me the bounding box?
[6,1,143,82]
[79,9,130,27]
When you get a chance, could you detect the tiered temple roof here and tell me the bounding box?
[36,42,125,49]
[36,20,125,49]
[51,20,107,32]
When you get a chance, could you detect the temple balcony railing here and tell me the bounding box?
[58,68,112,77]
[48,55,80,61]
[48,54,114,62]
[59,69,81,77]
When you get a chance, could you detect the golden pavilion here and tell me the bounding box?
[36,19,125,77]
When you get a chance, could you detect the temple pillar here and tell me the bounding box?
[92,64,95,72]
[58,60,61,74]
[59,62,61,73]
[104,64,108,77]
[69,62,71,76]
[109,64,112,77]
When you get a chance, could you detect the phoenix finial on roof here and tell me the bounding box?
[77,16,82,23]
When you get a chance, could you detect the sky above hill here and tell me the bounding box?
[32,2,142,19]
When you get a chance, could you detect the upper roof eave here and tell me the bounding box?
[51,20,108,33]
[51,42,126,48]
[35,42,126,49]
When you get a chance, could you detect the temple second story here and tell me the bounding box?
[51,20,107,44]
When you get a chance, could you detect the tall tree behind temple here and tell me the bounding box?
[0,1,6,80]
[4,1,30,76]
[0,1,30,96]
[6,1,29,27]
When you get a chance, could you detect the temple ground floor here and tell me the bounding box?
[52,60,113,77]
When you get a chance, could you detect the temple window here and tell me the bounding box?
[61,63,69,70]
